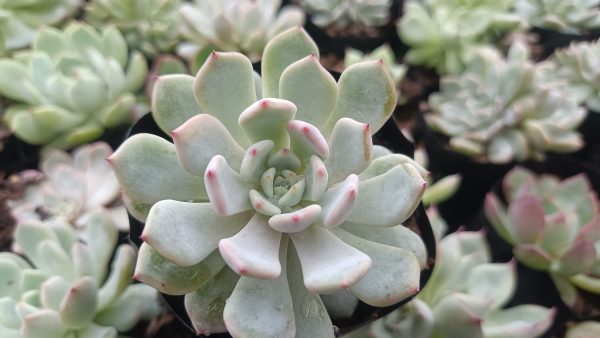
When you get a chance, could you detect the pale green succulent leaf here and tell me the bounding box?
[422,174,462,206]
[72,243,96,280]
[21,269,48,293]
[302,155,328,201]
[468,262,516,308]
[565,321,600,338]
[484,193,517,245]
[555,240,597,276]
[59,276,98,329]
[432,293,487,338]
[514,244,552,270]
[96,245,135,311]
[78,323,118,338]
[5,107,59,145]
[172,114,245,176]
[238,98,296,149]
[279,54,338,127]
[0,60,37,103]
[508,194,545,244]
[358,153,429,182]
[287,120,329,161]
[101,25,128,67]
[135,243,225,295]
[95,284,159,332]
[325,117,373,185]
[0,260,22,299]
[268,204,321,233]
[143,200,251,267]
[319,174,358,228]
[123,51,148,92]
[70,73,108,114]
[37,239,75,280]
[0,298,21,329]
[85,211,118,281]
[482,305,555,338]
[34,27,68,59]
[240,140,276,184]
[22,309,67,338]
[204,155,253,216]
[151,74,204,134]
[40,276,70,311]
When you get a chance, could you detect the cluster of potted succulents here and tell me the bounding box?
[0,0,599,337]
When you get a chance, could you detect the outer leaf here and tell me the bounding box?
[151,74,204,134]
[96,245,135,311]
[59,277,98,329]
[482,305,555,338]
[22,310,66,338]
[325,118,372,185]
[468,262,516,308]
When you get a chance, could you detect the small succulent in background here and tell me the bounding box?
[539,39,600,112]
[0,211,161,337]
[427,41,586,163]
[0,22,148,149]
[178,0,305,64]
[8,142,128,231]
[344,45,407,105]
[345,230,555,338]
[566,321,600,338]
[110,27,431,337]
[398,0,526,74]
[300,0,392,34]
[485,166,600,306]
[85,0,181,57]
[0,0,82,56]
[515,0,600,34]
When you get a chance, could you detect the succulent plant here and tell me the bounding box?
[0,211,160,338]
[515,0,600,34]
[566,321,600,338]
[485,166,600,305]
[0,0,82,55]
[85,0,181,57]
[539,39,600,112]
[398,0,526,74]
[300,0,392,32]
[426,41,586,163]
[178,0,305,63]
[345,230,556,338]
[344,45,407,105]
[109,27,431,337]
[0,22,148,148]
[8,142,128,231]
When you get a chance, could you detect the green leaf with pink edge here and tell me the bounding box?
[151,75,204,134]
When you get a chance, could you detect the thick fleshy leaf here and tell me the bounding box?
[325,60,397,135]
[277,179,306,209]
[219,213,282,279]
[134,243,225,295]
[238,98,296,148]
[22,310,66,338]
[223,238,295,338]
[240,140,275,184]
[109,134,207,205]
[84,211,118,281]
[204,155,253,216]
[508,194,545,244]
[37,240,75,280]
[482,305,555,338]
[267,147,301,170]
[262,27,319,98]
[325,118,372,185]
[565,321,600,338]
[0,260,22,299]
[72,243,96,280]
[319,174,358,228]
[287,120,329,160]
[185,267,239,336]
[95,284,159,332]
[143,200,251,267]
[151,74,203,134]
[302,155,328,201]
[335,229,420,307]
[432,294,487,338]
[484,193,517,245]
[287,245,335,337]
[0,298,21,329]
[502,166,535,202]
[40,276,70,311]
[347,165,426,227]
[172,114,245,176]
[194,52,256,146]
[290,225,371,293]
[555,239,597,275]
[59,277,98,329]
[358,153,429,182]
[96,245,135,311]
[77,323,117,338]
[269,204,322,233]
[279,54,338,127]
[249,190,281,216]
[320,290,359,319]
[468,262,516,308]
[514,244,552,270]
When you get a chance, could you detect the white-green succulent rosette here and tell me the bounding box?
[345,231,555,338]
[398,0,526,74]
[85,0,181,57]
[0,0,82,56]
[110,27,430,337]
[515,0,600,34]
[178,0,304,63]
[427,41,586,163]
[300,0,392,31]
[0,22,148,149]
[0,211,161,338]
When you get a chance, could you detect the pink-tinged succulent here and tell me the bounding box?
[8,142,128,231]
[346,231,556,338]
[109,27,430,337]
[485,166,600,305]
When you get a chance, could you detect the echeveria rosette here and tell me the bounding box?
[0,22,148,148]
[427,41,586,163]
[346,231,555,338]
[0,0,81,56]
[300,0,391,32]
[485,167,600,306]
[178,0,304,63]
[398,0,526,74]
[85,0,181,57]
[515,0,600,34]
[110,27,430,337]
[0,211,161,338]
[8,142,128,231]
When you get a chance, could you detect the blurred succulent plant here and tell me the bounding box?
[0,0,82,56]
[427,41,586,163]
[485,166,600,306]
[85,0,180,57]
[398,0,526,74]
[0,22,148,148]
[566,321,600,338]
[539,39,600,112]
[346,230,555,338]
[178,0,305,63]
[0,211,160,338]
[8,142,128,231]
[515,0,600,34]
[344,45,407,105]
[110,27,431,337]
[300,0,391,32]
